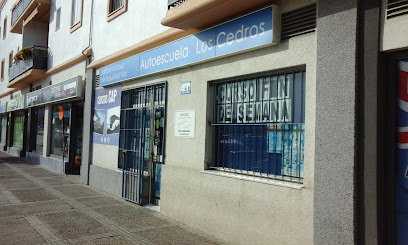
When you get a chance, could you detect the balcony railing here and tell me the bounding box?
[168,0,188,9]
[10,0,51,34]
[9,46,48,82]
[11,0,31,26]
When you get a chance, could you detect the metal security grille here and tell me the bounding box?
[212,70,305,182]
[120,83,166,204]
[95,75,100,87]
[281,4,316,40]
[387,0,408,19]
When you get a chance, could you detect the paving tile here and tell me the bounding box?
[22,167,56,174]
[0,179,39,190]
[93,205,168,230]
[134,226,220,245]
[75,196,125,208]
[0,169,18,176]
[0,175,26,180]
[71,235,135,245]
[37,211,112,240]
[29,172,64,178]
[40,177,79,186]
[10,188,59,203]
[0,200,74,218]
[54,185,103,199]
[0,217,46,245]
[0,193,10,205]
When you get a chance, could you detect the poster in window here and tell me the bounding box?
[13,114,24,148]
[93,85,122,145]
[106,106,120,135]
[93,109,106,135]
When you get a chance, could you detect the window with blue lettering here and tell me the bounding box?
[211,70,305,182]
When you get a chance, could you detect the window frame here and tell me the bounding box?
[8,51,13,67]
[3,17,6,39]
[55,7,61,31]
[210,69,306,182]
[0,59,4,81]
[107,0,127,22]
[70,0,83,33]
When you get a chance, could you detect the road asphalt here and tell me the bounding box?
[0,151,225,245]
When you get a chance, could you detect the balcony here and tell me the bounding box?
[8,46,48,89]
[11,0,51,34]
[162,0,273,30]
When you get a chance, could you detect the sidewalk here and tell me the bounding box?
[0,152,224,245]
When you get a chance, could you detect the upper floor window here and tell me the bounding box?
[107,0,127,22]
[8,51,13,67]
[3,17,6,39]
[1,59,4,81]
[56,7,61,31]
[71,0,83,32]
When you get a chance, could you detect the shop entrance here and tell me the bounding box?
[119,83,166,205]
[67,102,83,175]
[397,60,408,244]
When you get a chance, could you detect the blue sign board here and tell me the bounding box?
[100,7,278,86]
[93,85,122,145]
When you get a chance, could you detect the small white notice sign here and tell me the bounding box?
[174,110,195,138]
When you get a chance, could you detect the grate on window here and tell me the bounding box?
[211,70,306,182]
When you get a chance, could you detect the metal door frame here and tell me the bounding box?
[119,82,167,205]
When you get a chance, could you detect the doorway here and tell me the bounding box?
[119,83,166,205]
[396,60,408,244]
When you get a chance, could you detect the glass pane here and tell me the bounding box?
[212,71,306,181]
[0,116,7,144]
[12,112,24,148]
[32,107,45,153]
[50,104,71,157]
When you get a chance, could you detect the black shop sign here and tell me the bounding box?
[26,76,83,107]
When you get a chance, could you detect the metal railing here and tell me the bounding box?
[9,46,48,82]
[168,0,188,9]
[11,0,32,26]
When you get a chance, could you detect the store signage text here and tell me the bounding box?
[26,76,83,107]
[215,77,293,124]
[93,85,122,146]
[100,7,278,86]
[7,96,25,112]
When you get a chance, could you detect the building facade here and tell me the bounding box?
[0,0,408,244]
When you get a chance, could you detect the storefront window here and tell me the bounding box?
[12,112,25,148]
[0,115,7,144]
[30,108,45,153]
[50,104,71,157]
[211,70,306,182]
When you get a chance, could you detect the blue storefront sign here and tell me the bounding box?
[100,7,279,86]
[93,85,122,145]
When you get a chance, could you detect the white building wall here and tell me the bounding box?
[48,0,91,68]
[91,0,168,61]
[0,0,23,100]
